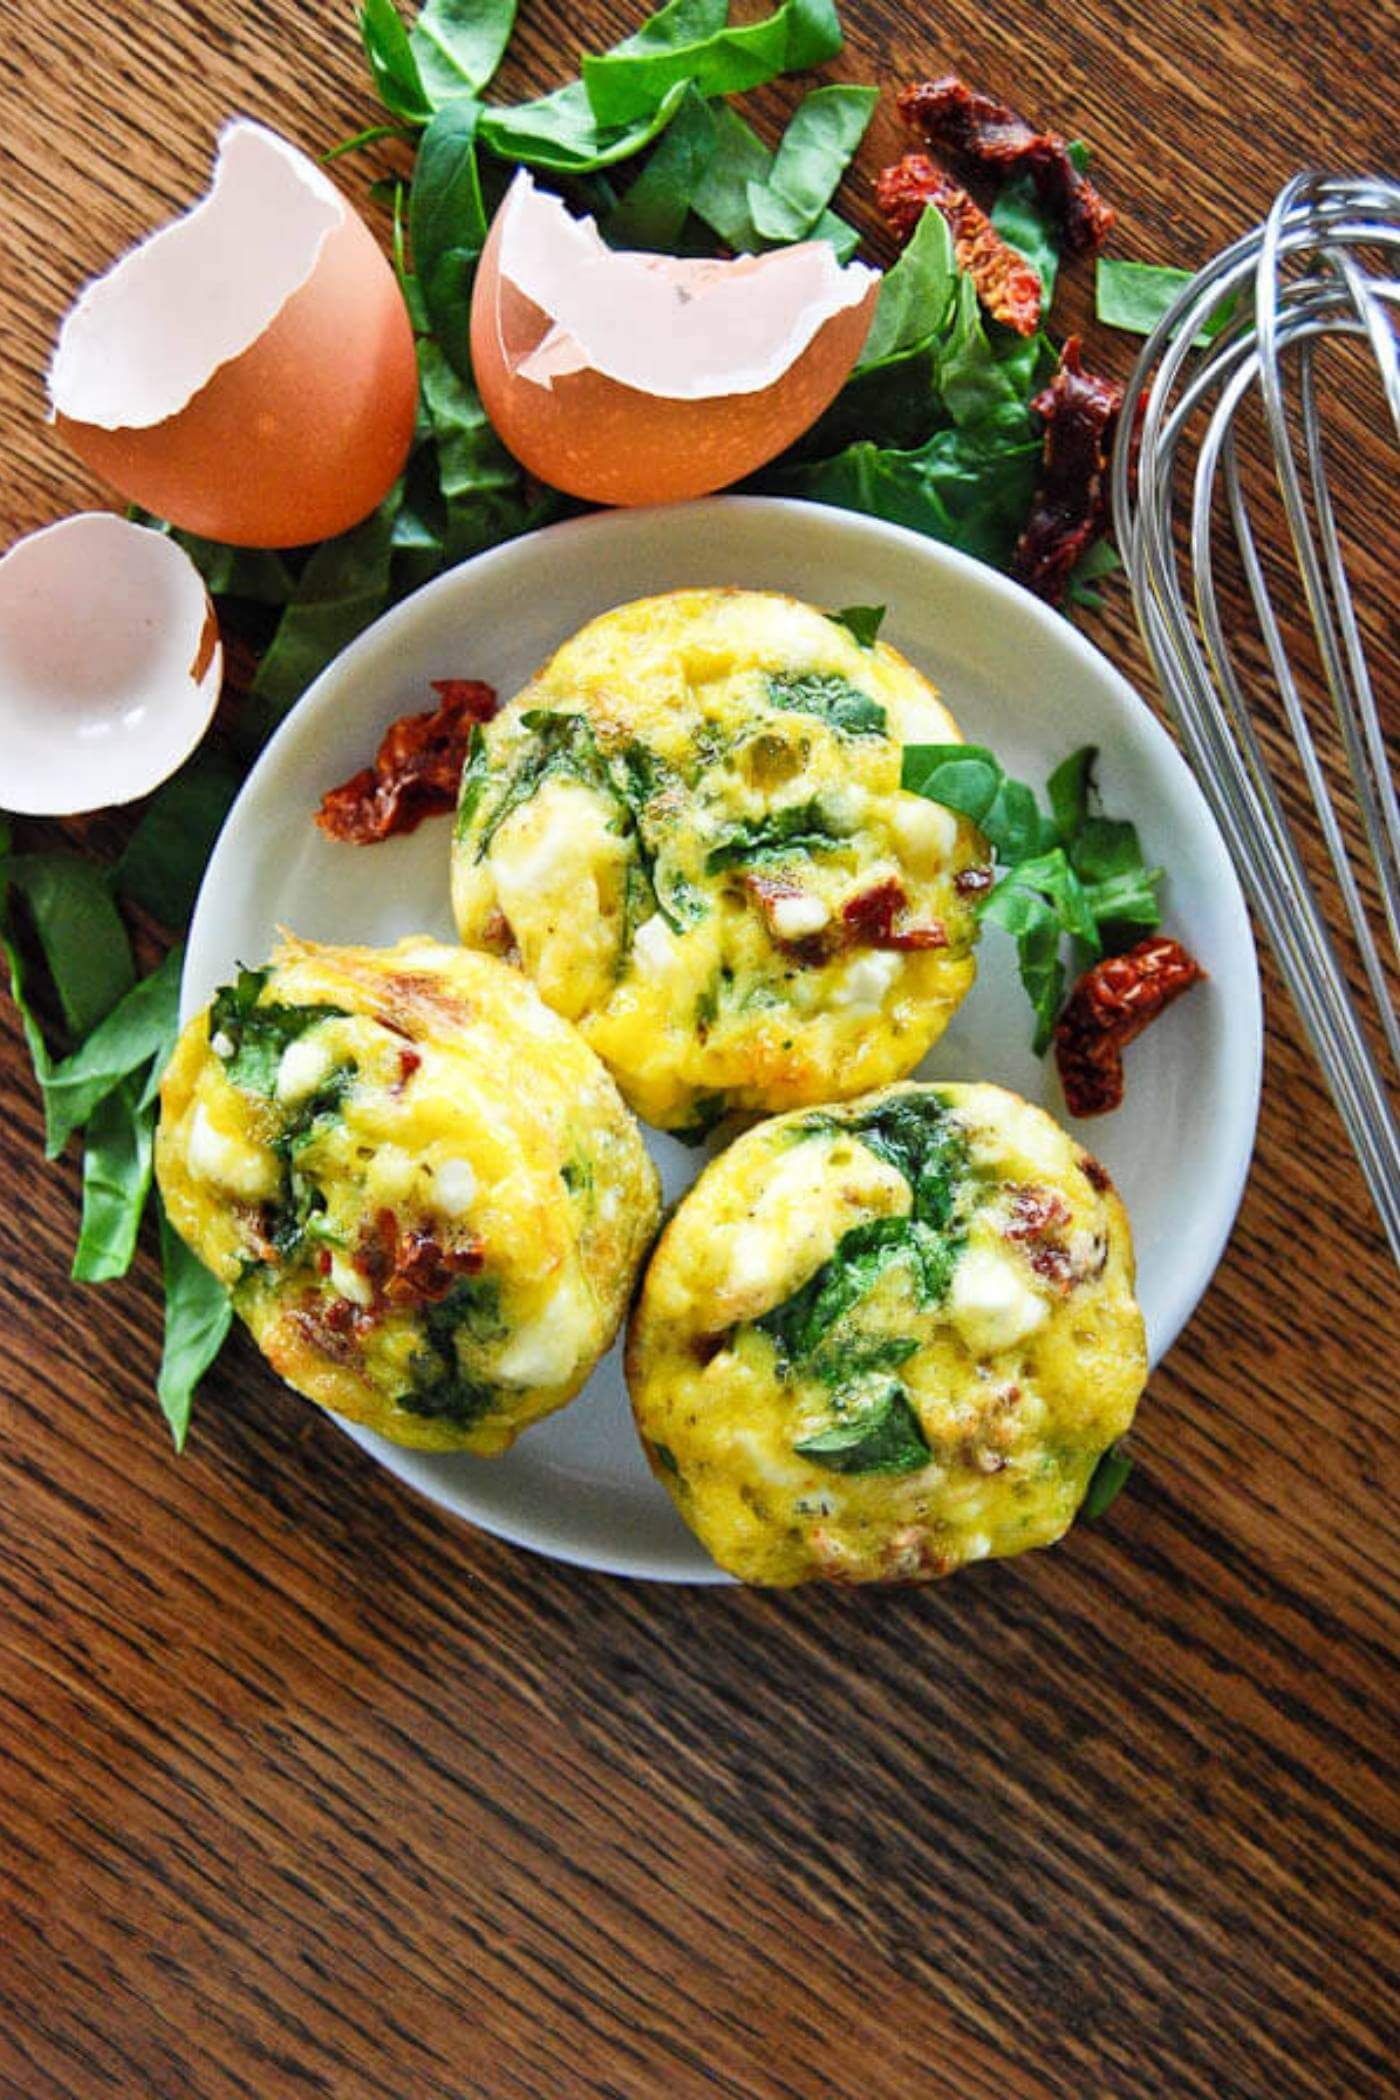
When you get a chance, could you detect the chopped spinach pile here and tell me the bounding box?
[208,967,349,1096]
[902,742,1164,1050]
[754,1092,967,1476]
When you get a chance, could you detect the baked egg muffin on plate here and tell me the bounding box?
[627,1080,1147,1585]
[156,933,660,1452]
[451,588,986,1135]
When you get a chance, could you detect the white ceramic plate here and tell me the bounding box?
[186,497,1262,1582]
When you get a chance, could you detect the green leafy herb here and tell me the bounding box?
[1081,1441,1133,1519]
[410,0,517,100]
[602,83,717,249]
[114,751,244,928]
[902,742,1163,1050]
[853,205,957,373]
[0,852,134,1038]
[156,1200,234,1452]
[581,0,841,130]
[42,945,184,1159]
[1095,258,1235,345]
[795,1385,930,1475]
[746,84,876,243]
[990,174,1061,308]
[689,104,858,259]
[844,1091,965,1228]
[207,970,348,1098]
[359,0,434,123]
[758,1215,953,1375]
[410,98,488,380]
[472,709,612,857]
[768,669,886,736]
[250,488,404,718]
[901,743,1049,863]
[71,1077,155,1285]
[829,604,885,649]
[705,799,845,872]
[479,76,692,173]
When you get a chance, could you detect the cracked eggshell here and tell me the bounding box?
[0,514,222,816]
[470,170,881,506]
[48,120,418,549]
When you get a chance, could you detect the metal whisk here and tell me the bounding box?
[1115,172,1400,1260]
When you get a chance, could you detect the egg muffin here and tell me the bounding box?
[627,1082,1146,1584]
[450,589,985,1135]
[156,934,660,1452]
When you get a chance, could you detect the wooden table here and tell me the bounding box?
[2,2,1395,2094]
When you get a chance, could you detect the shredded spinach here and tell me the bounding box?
[795,1384,930,1475]
[1081,1440,1133,1519]
[401,1274,504,1420]
[705,799,846,872]
[767,670,886,737]
[207,970,348,1098]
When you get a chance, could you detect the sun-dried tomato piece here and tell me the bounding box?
[897,77,1116,253]
[1004,1184,1074,1287]
[1055,936,1205,1117]
[742,873,837,964]
[384,1229,485,1307]
[1010,338,1126,605]
[875,155,1042,335]
[842,876,948,951]
[316,677,498,844]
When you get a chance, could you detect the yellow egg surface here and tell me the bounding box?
[450,589,986,1135]
[626,1082,1147,1585]
[156,934,660,1452]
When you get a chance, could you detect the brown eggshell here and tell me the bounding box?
[50,127,419,549]
[470,186,881,507]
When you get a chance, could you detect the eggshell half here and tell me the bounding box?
[48,121,419,549]
[470,171,881,506]
[0,514,222,816]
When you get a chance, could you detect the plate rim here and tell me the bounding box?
[186,494,1263,1582]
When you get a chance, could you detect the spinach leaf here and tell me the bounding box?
[582,0,841,130]
[900,743,1049,863]
[359,0,434,123]
[114,750,243,927]
[71,1077,156,1284]
[156,1199,233,1451]
[845,1090,965,1227]
[705,799,845,872]
[602,84,717,249]
[398,1374,497,1422]
[402,1272,504,1419]
[747,84,876,243]
[0,852,134,1038]
[828,604,885,649]
[418,339,557,561]
[479,77,692,173]
[768,670,886,736]
[251,484,404,717]
[411,0,517,100]
[690,104,858,259]
[473,709,612,857]
[43,944,184,1159]
[1081,1440,1133,1519]
[990,174,1061,309]
[1095,258,1234,345]
[208,969,347,1098]
[854,206,957,373]
[410,98,488,381]
[763,422,1044,571]
[795,1385,930,1475]
[759,1215,954,1376]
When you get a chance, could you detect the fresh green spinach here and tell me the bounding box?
[705,799,846,873]
[828,604,885,650]
[156,1197,234,1452]
[746,84,876,243]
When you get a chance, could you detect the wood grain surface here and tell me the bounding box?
[1,1,1396,2095]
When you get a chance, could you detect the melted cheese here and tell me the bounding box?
[186,1101,279,1200]
[949,1243,1050,1354]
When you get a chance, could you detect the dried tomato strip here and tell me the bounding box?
[897,77,1116,253]
[1054,936,1205,1117]
[316,677,498,844]
[841,876,948,951]
[875,155,1042,335]
[1010,337,1126,606]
